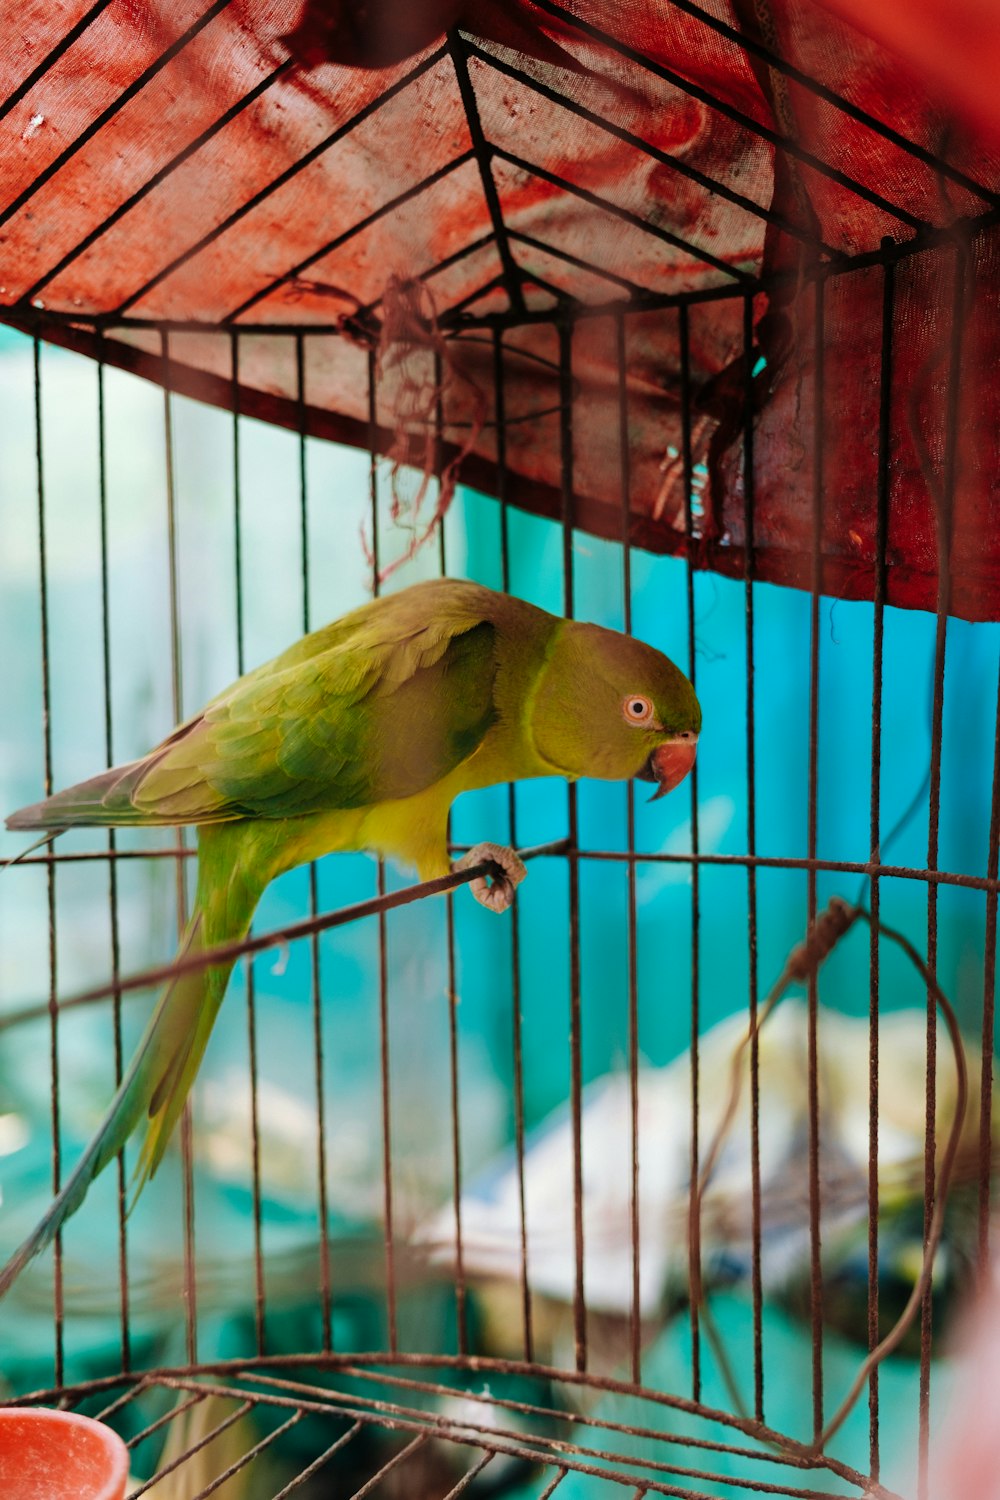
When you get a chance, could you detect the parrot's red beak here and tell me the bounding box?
[638,734,698,801]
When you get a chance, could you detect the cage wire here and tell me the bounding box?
[0,2,999,1499]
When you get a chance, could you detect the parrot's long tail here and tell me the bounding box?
[6,755,198,829]
[0,823,267,1300]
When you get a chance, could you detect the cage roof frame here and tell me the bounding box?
[2,0,999,618]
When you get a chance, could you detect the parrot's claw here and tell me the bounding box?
[455,842,527,914]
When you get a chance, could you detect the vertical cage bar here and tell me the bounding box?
[617,313,642,1385]
[493,327,534,1362]
[95,335,130,1372]
[806,276,825,1444]
[979,665,1000,1271]
[559,320,586,1373]
[919,239,967,1495]
[920,594,945,1488]
[297,335,312,630]
[297,333,333,1352]
[160,330,197,1366]
[741,293,763,1424]
[161,333,187,906]
[368,345,398,1353]
[436,348,468,1356]
[230,332,247,672]
[231,331,267,1357]
[678,303,702,1401]
[445,848,467,1353]
[868,251,895,1480]
[435,350,448,581]
[33,333,63,1387]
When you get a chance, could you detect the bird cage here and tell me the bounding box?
[1,3,999,1499]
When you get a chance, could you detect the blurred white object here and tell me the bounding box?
[419,1002,995,1322]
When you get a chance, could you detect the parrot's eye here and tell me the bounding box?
[622,694,656,727]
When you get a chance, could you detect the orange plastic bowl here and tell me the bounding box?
[0,1407,129,1500]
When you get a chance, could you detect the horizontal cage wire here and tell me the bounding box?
[1,4,999,1500]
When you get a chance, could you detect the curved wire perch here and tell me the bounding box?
[689,897,971,1454]
[0,838,570,1034]
[689,897,862,1312]
[817,912,969,1449]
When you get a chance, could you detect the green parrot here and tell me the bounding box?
[1,578,699,1294]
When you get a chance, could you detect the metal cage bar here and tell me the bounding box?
[741,291,765,1427]
[494,324,536,1366]
[160,329,200,1367]
[866,249,896,1482]
[95,330,132,1375]
[367,344,400,1357]
[806,271,826,1443]
[32,334,63,1386]
[617,311,644,1387]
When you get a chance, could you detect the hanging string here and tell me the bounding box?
[362,275,486,585]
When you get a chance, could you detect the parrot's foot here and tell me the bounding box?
[455,842,527,914]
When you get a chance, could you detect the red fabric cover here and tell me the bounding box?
[817,0,1000,145]
[1,1,997,615]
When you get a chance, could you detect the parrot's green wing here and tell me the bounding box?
[9,587,503,830]
[139,614,498,821]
